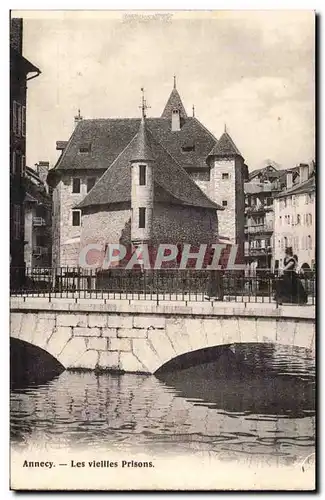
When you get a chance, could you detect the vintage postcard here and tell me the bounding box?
[10,10,316,491]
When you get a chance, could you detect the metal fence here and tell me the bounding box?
[10,267,316,305]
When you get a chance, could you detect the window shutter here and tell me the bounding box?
[21,155,25,176]
[17,104,22,136]
[12,151,16,175]
[13,102,17,135]
[22,106,26,137]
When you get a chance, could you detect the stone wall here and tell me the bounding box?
[208,157,245,258]
[152,203,218,244]
[51,171,105,267]
[10,299,315,374]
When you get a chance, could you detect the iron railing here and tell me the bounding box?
[10,267,316,305]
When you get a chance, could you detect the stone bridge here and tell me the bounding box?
[10,298,315,374]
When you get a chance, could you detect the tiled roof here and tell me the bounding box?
[50,116,218,174]
[161,88,187,119]
[208,131,242,158]
[275,176,315,198]
[130,117,154,163]
[77,125,223,211]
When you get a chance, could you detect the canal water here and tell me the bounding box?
[10,344,315,467]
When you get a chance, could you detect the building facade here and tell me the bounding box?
[48,82,247,268]
[273,163,315,271]
[24,163,52,268]
[10,18,41,275]
[244,163,300,269]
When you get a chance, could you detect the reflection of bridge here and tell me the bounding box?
[10,297,315,374]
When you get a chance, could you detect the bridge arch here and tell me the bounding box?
[10,338,64,388]
[10,303,315,375]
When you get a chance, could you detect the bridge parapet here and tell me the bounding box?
[10,298,315,374]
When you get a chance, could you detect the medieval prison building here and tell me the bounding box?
[48,82,247,268]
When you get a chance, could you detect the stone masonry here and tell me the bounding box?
[10,299,315,374]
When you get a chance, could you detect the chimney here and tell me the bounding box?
[299,163,309,183]
[74,109,83,128]
[286,171,293,189]
[171,109,181,132]
[37,161,50,192]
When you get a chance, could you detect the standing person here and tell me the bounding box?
[205,247,224,301]
[274,247,307,304]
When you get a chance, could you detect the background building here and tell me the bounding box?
[24,162,52,268]
[273,162,315,272]
[244,162,301,270]
[48,83,247,268]
[10,18,40,276]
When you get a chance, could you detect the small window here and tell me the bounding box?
[222,173,229,180]
[87,177,96,193]
[139,165,146,186]
[297,214,301,225]
[172,109,179,114]
[79,143,91,153]
[139,207,146,228]
[308,235,312,249]
[72,210,81,226]
[222,200,228,207]
[72,178,81,193]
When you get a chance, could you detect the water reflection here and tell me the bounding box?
[11,344,315,466]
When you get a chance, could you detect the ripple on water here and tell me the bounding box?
[10,344,315,466]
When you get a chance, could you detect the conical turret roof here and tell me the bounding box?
[161,84,187,120]
[130,116,154,163]
[208,131,242,158]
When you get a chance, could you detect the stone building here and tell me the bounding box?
[273,163,315,271]
[24,163,52,268]
[10,17,41,275]
[48,82,247,268]
[244,162,300,269]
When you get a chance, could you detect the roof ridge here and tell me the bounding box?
[192,117,219,143]
[276,176,315,197]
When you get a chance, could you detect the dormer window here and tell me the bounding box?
[79,143,91,154]
[182,144,195,153]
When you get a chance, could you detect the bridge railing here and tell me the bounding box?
[10,267,316,305]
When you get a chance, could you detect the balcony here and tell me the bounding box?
[245,204,273,214]
[244,247,272,257]
[245,223,273,234]
[33,217,46,227]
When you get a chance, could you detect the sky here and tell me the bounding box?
[16,10,315,171]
